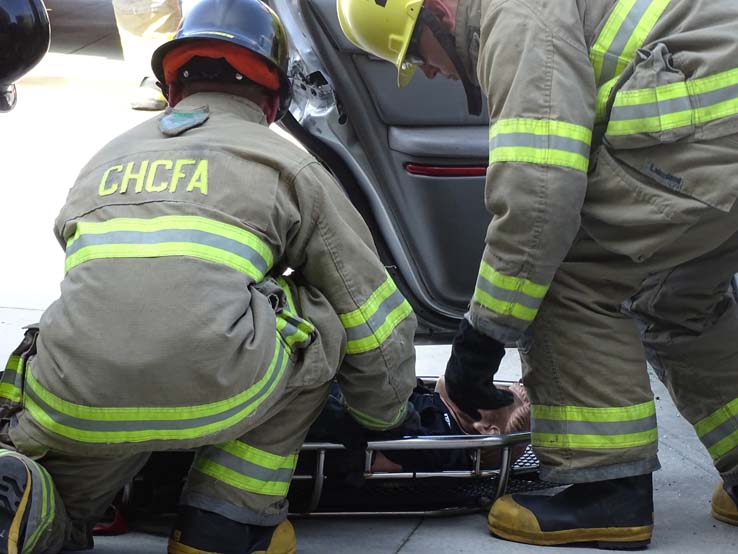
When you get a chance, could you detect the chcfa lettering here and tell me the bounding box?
[98,159,209,196]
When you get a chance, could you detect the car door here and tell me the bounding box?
[268,0,490,342]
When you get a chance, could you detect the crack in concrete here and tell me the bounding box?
[394,518,423,554]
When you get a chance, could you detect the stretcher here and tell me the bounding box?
[287,378,552,517]
[103,380,550,523]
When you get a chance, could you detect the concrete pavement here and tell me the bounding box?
[0,1,736,552]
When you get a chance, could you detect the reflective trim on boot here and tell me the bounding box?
[0,454,32,554]
[488,495,653,548]
[711,484,738,526]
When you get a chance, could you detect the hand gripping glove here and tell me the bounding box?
[444,318,513,420]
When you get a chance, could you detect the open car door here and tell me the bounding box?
[269,0,490,342]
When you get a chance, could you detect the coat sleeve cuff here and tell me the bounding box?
[465,310,524,344]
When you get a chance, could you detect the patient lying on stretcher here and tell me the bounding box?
[306,378,531,474]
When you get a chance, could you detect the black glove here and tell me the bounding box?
[444,318,514,420]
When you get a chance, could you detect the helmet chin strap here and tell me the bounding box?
[418,8,483,116]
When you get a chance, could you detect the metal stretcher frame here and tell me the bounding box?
[291,379,537,517]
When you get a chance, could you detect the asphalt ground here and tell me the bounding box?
[0,1,736,552]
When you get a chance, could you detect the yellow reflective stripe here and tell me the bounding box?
[473,263,549,323]
[489,118,592,173]
[706,430,738,460]
[607,67,738,136]
[0,450,56,549]
[1,354,23,402]
[473,288,537,322]
[274,277,316,344]
[66,215,273,266]
[339,273,414,355]
[347,402,407,431]
[478,262,548,299]
[0,383,22,403]
[590,0,639,83]
[23,341,289,443]
[590,0,670,85]
[217,441,297,471]
[65,243,266,281]
[616,0,670,77]
[25,345,280,419]
[695,397,738,437]
[533,429,658,449]
[489,148,589,172]
[22,461,54,554]
[4,354,21,372]
[345,300,413,355]
[339,274,396,329]
[275,277,296,312]
[596,77,619,123]
[275,317,312,351]
[192,459,291,496]
[532,401,658,450]
[533,400,656,422]
[490,119,593,143]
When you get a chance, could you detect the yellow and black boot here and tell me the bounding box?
[711,483,738,526]
[168,506,296,554]
[0,454,32,554]
[489,473,654,550]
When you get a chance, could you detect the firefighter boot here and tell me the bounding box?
[488,473,654,549]
[711,483,738,526]
[168,506,296,554]
[0,453,33,554]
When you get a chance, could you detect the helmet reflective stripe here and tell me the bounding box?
[337,0,424,87]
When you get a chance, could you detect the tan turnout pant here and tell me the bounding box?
[522,144,738,486]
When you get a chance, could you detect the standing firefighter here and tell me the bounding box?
[0,0,418,552]
[338,0,738,548]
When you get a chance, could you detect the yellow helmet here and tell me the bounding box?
[337,0,424,87]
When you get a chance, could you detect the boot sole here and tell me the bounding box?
[711,508,738,527]
[489,521,653,550]
[0,455,32,554]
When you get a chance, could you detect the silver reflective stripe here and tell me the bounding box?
[610,82,738,122]
[533,414,658,436]
[610,95,692,122]
[3,366,24,389]
[344,288,408,342]
[24,344,287,433]
[490,133,591,158]
[475,275,544,311]
[65,228,270,277]
[599,0,654,85]
[197,445,295,485]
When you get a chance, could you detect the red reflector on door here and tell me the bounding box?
[405,163,487,177]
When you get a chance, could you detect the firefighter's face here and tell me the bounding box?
[415,26,460,81]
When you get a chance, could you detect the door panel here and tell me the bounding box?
[271,0,491,340]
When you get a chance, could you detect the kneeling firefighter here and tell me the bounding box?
[338,0,738,549]
[0,0,418,552]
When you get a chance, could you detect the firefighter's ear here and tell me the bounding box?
[424,0,455,30]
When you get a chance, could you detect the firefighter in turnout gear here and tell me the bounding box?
[0,1,418,552]
[339,0,738,548]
